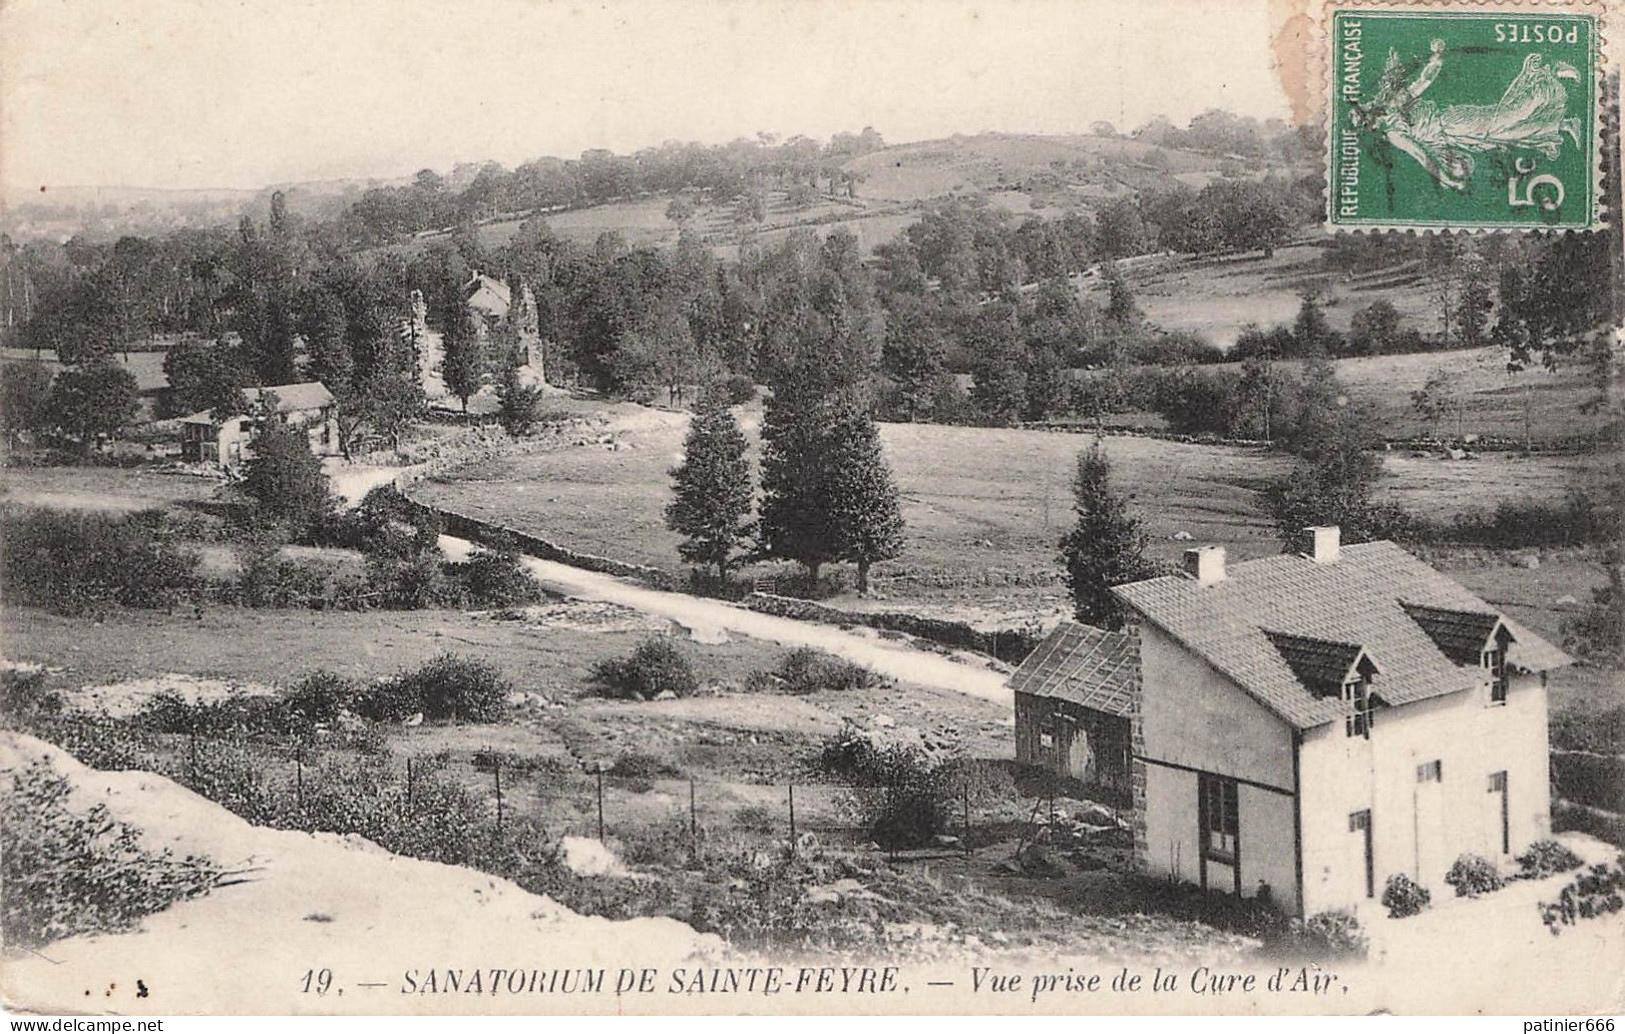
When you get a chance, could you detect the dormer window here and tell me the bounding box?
[1482,646,1508,705]
[1343,676,1373,738]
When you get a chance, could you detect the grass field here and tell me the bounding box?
[1,465,221,512]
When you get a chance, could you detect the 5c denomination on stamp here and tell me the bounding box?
[1327,7,1602,231]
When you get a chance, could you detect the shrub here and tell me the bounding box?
[1517,839,1584,880]
[765,647,885,695]
[589,638,698,700]
[234,541,333,608]
[1539,855,1625,935]
[1267,909,1368,960]
[1444,854,1505,898]
[609,750,680,780]
[2,759,220,948]
[392,654,511,723]
[818,727,954,849]
[443,539,545,607]
[1,665,62,720]
[0,507,201,615]
[283,671,358,726]
[1380,872,1431,918]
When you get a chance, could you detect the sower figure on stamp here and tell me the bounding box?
[1352,38,1582,191]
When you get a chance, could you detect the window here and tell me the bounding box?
[1417,759,1442,783]
[1482,647,1508,705]
[1343,677,1374,739]
[1200,774,1239,862]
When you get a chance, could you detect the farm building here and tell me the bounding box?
[178,382,339,467]
[1010,622,1137,806]
[461,272,545,379]
[1014,526,1570,916]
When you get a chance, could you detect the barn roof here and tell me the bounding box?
[176,382,335,426]
[1009,621,1138,717]
[1113,540,1570,730]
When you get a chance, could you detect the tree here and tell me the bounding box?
[1347,300,1402,357]
[49,361,139,449]
[664,403,755,580]
[1291,291,1338,357]
[1454,248,1494,349]
[1,362,53,443]
[1409,366,1461,440]
[161,337,250,418]
[495,354,544,437]
[758,365,847,584]
[825,413,906,594]
[240,397,333,537]
[1102,261,1142,328]
[665,196,696,225]
[440,301,485,412]
[1058,442,1155,630]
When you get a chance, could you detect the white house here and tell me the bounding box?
[1009,526,1571,916]
[178,382,339,468]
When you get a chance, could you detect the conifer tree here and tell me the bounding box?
[826,413,906,594]
[1058,442,1154,629]
[665,402,754,579]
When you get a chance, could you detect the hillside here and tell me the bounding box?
[0,731,724,1015]
[396,131,1311,261]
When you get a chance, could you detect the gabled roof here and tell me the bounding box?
[462,273,511,318]
[1263,631,1378,699]
[1113,541,1571,730]
[1009,621,1138,717]
[1400,602,1506,665]
[176,382,335,426]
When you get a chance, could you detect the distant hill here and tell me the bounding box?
[385,131,1311,261]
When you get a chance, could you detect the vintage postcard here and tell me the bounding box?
[0,0,1621,1021]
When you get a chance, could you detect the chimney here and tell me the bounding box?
[1182,545,1226,587]
[1301,525,1341,563]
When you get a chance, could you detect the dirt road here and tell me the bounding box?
[440,535,1015,705]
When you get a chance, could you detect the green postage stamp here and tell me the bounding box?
[1327,7,1602,230]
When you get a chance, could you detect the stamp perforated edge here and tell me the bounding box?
[1308,0,1613,234]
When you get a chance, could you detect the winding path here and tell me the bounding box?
[440,535,1014,706]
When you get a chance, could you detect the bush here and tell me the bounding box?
[443,539,545,608]
[1518,839,1585,880]
[234,541,333,608]
[1380,872,1431,918]
[283,671,358,726]
[818,727,955,849]
[392,654,511,723]
[1,665,62,720]
[609,750,680,780]
[1444,854,1505,898]
[2,759,220,948]
[764,647,886,694]
[1540,855,1625,935]
[589,638,698,700]
[0,507,201,615]
[1267,909,1368,960]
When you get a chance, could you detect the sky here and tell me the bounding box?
[0,0,1295,193]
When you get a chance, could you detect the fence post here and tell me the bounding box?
[962,782,971,857]
[295,746,304,813]
[788,783,797,855]
[494,755,504,836]
[188,729,198,782]
[405,757,415,816]
[689,777,698,862]
[596,767,605,843]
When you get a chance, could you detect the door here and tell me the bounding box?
[1414,760,1446,888]
[1349,809,1375,902]
[1198,773,1241,895]
[1487,771,1510,857]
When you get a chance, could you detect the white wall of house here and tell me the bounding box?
[1137,621,1300,914]
[1297,670,1550,915]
